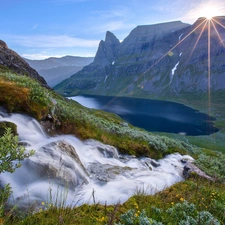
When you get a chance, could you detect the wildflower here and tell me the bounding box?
[134,203,139,209]
[180,197,184,201]
[41,202,45,205]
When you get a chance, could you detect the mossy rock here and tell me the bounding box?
[0,122,17,136]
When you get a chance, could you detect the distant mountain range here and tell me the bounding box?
[25,56,94,87]
[54,17,225,99]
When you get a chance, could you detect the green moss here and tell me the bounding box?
[0,122,17,136]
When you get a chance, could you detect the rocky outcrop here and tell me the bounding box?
[24,140,89,188]
[55,17,225,98]
[0,40,49,88]
[183,161,215,181]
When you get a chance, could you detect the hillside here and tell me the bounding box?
[0,40,224,224]
[0,40,48,88]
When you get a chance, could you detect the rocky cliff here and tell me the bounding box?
[0,40,48,87]
[55,17,225,98]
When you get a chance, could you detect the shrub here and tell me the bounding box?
[0,128,34,218]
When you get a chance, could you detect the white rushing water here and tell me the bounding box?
[0,109,193,209]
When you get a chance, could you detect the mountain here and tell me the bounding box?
[25,56,94,87]
[0,40,48,87]
[54,17,225,98]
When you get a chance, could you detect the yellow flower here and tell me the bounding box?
[41,202,45,205]
[134,203,139,209]
[171,202,174,205]
[180,197,184,201]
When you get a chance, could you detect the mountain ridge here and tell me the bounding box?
[54,17,225,98]
[25,56,94,87]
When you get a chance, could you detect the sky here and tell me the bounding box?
[1,0,225,60]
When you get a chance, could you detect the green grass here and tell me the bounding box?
[1,67,225,224]
[0,68,197,159]
[2,174,224,224]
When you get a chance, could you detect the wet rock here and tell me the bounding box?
[85,139,119,159]
[182,161,215,181]
[24,140,89,189]
[87,163,132,182]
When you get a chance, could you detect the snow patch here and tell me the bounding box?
[169,61,180,84]
[179,33,184,41]
[171,61,179,76]
[112,61,115,65]
[179,52,182,57]
[104,75,108,83]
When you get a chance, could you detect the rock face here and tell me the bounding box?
[0,40,49,88]
[55,17,225,98]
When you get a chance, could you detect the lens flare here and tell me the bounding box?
[198,3,223,20]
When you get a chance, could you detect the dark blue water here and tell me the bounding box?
[70,95,219,136]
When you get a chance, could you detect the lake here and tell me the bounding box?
[69,95,219,136]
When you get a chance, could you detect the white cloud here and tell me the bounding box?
[5,35,99,48]
[22,53,64,60]
[86,7,135,36]
[22,52,95,60]
[92,21,134,34]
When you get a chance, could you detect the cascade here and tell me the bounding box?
[0,109,193,210]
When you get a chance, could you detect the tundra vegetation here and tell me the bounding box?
[0,66,224,224]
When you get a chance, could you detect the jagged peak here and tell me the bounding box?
[105,31,120,44]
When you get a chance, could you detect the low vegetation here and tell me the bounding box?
[0,128,34,222]
[0,67,224,224]
[0,66,197,159]
[2,173,224,224]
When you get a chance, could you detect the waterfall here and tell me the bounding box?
[0,109,193,209]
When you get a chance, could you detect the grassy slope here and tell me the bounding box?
[1,67,224,224]
[0,66,197,159]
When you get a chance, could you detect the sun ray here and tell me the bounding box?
[186,20,208,64]
[211,17,225,29]
[208,19,211,115]
[117,18,208,97]
[142,18,208,75]
[211,19,225,47]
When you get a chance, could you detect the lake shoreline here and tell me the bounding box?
[69,94,219,136]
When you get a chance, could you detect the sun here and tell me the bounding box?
[198,4,222,20]
[201,7,217,20]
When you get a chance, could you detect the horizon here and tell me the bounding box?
[1,0,225,60]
